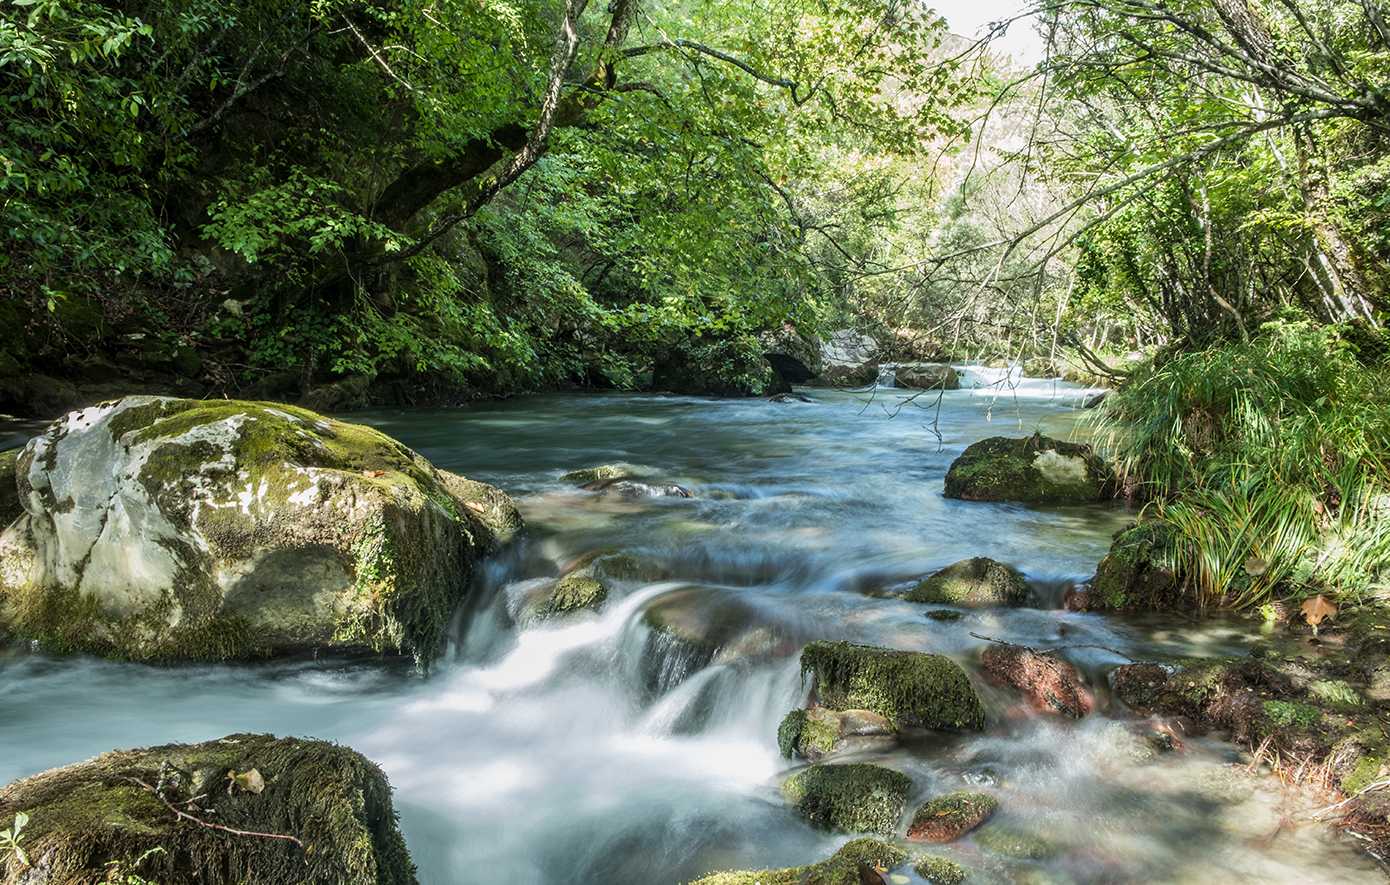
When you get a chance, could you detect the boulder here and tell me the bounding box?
[903,557,1030,607]
[1080,522,1182,611]
[913,855,966,885]
[906,791,997,842]
[892,364,959,391]
[0,733,415,885]
[800,640,986,731]
[640,587,790,695]
[525,550,656,621]
[687,838,905,885]
[580,478,692,498]
[559,465,638,483]
[0,397,519,666]
[782,763,912,835]
[776,707,896,762]
[943,433,1117,504]
[980,643,1094,718]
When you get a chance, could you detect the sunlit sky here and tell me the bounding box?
[929,0,1044,64]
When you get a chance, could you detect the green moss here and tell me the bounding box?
[912,855,966,885]
[0,733,416,885]
[903,558,1028,606]
[560,465,637,482]
[910,791,998,830]
[1342,750,1390,795]
[777,709,839,760]
[801,641,986,731]
[782,763,913,835]
[1263,700,1322,728]
[943,435,1114,503]
[974,825,1055,860]
[832,838,906,869]
[534,576,608,618]
[0,447,21,527]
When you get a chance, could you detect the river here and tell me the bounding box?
[0,369,1382,883]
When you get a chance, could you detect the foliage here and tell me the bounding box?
[1097,320,1390,606]
[1,811,29,867]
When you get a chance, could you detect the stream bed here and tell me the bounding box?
[0,369,1383,883]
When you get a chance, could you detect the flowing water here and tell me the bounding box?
[0,369,1383,883]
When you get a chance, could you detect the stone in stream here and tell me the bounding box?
[777,706,896,762]
[892,363,959,391]
[1076,521,1181,611]
[912,854,966,885]
[0,396,519,666]
[686,837,906,885]
[972,824,1058,860]
[943,433,1116,503]
[559,464,639,483]
[906,790,998,842]
[640,587,792,696]
[903,557,1031,607]
[522,549,658,621]
[800,640,987,732]
[579,477,692,498]
[0,733,415,885]
[980,642,1094,718]
[782,762,913,835]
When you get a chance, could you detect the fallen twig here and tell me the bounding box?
[129,778,304,848]
[1309,779,1390,821]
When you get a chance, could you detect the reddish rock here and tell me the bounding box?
[906,791,997,842]
[980,643,1094,718]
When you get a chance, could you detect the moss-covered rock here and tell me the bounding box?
[777,707,895,762]
[1079,522,1183,611]
[782,763,913,835]
[559,465,638,483]
[0,397,519,666]
[686,838,904,885]
[903,558,1030,607]
[912,854,966,885]
[907,791,998,842]
[943,434,1116,504]
[0,733,415,885]
[801,640,986,731]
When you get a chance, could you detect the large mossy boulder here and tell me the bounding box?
[782,763,912,835]
[903,557,1030,607]
[800,641,986,732]
[942,434,1116,504]
[0,396,520,666]
[0,733,414,885]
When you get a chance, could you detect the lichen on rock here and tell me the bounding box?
[800,640,986,732]
[0,396,519,666]
[903,557,1030,607]
[0,733,415,885]
[943,434,1116,504]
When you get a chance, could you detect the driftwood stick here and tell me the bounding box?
[968,632,1136,662]
[129,778,304,848]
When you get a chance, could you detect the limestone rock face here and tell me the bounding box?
[0,396,519,665]
[943,434,1116,504]
[0,733,415,885]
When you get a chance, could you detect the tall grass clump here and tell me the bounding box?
[1095,319,1390,607]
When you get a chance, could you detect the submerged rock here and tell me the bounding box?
[782,763,913,835]
[943,434,1116,504]
[0,397,519,665]
[687,838,905,885]
[560,464,638,483]
[800,640,986,731]
[524,550,656,621]
[980,642,1094,718]
[974,824,1057,860]
[903,557,1030,607]
[0,733,415,885]
[906,791,998,842]
[580,478,692,498]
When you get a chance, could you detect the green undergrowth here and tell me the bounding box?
[1095,320,1390,609]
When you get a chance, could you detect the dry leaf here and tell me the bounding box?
[465,502,485,513]
[1301,594,1337,636]
[227,768,265,794]
[362,470,385,477]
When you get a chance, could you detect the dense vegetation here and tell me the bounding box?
[1,0,1387,608]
